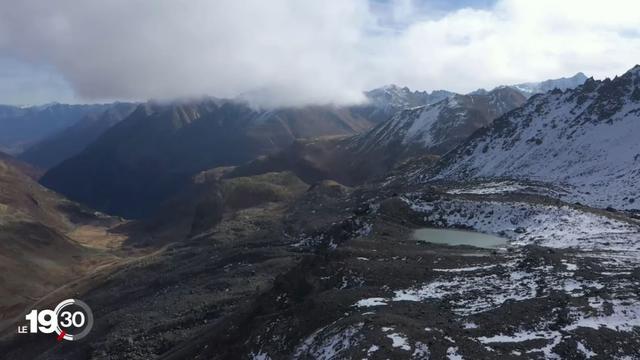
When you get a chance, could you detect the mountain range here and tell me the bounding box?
[364,85,455,112]
[39,100,384,218]
[229,86,526,186]
[471,72,588,98]
[433,66,640,210]
[0,153,123,332]
[347,87,526,174]
[0,71,586,173]
[36,72,591,218]
[0,103,112,154]
[510,72,589,97]
[1,67,640,359]
[17,103,137,169]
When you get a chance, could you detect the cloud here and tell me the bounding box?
[0,0,376,107]
[0,57,76,105]
[0,0,639,107]
[382,0,640,92]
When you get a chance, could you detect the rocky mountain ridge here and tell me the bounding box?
[432,65,640,210]
[40,99,385,218]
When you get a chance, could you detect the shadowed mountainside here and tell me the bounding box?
[0,154,126,331]
[18,103,137,169]
[229,87,526,186]
[0,103,112,154]
[40,100,386,218]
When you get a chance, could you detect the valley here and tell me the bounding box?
[0,66,638,359]
[0,154,133,335]
[4,171,639,359]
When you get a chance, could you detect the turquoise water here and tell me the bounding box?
[412,228,507,249]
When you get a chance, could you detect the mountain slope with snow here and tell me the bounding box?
[512,72,589,97]
[229,87,527,187]
[365,84,455,109]
[436,65,640,210]
[472,72,588,99]
[350,87,526,163]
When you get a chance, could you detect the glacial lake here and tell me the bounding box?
[412,228,508,249]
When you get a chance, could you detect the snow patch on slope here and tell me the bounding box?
[293,322,364,359]
[404,196,640,251]
[436,69,640,210]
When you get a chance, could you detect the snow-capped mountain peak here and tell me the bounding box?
[512,72,589,97]
[364,85,455,109]
[434,65,640,210]
[471,72,589,99]
[350,87,526,164]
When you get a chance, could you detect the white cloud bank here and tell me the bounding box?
[0,0,639,107]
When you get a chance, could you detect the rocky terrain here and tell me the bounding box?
[509,73,589,98]
[0,154,129,334]
[145,177,637,360]
[364,85,455,117]
[0,170,335,359]
[432,65,640,211]
[3,167,640,359]
[231,87,525,186]
[345,87,526,171]
[0,68,638,359]
[473,73,588,99]
[0,151,42,180]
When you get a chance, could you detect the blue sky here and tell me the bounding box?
[369,0,496,31]
[373,0,496,15]
[0,0,638,107]
[0,57,77,105]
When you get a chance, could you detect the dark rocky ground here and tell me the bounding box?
[169,184,640,360]
[1,174,639,359]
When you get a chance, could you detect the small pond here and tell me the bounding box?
[412,228,508,249]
